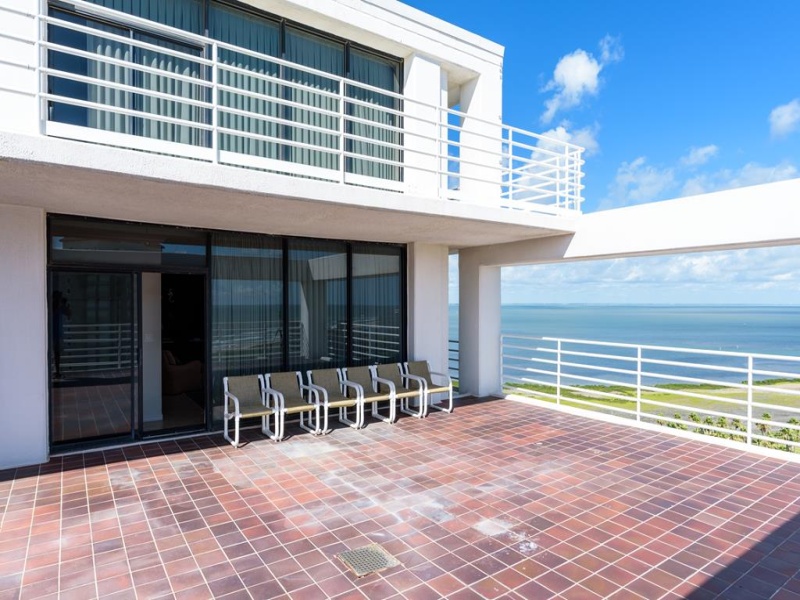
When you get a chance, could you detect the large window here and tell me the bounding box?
[351,244,404,366]
[49,0,402,180]
[210,232,283,422]
[288,240,348,370]
[49,217,406,429]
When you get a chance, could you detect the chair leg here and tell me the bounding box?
[399,392,425,419]
[370,400,393,424]
[338,405,359,429]
[223,412,240,447]
[429,388,454,413]
[298,409,317,434]
[263,410,282,441]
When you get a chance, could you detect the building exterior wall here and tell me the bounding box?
[407,243,449,376]
[0,204,49,469]
[0,0,39,136]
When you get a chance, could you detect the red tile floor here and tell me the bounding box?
[2,397,800,599]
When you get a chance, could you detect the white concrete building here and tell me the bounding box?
[0,0,797,469]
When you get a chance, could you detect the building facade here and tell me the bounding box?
[0,0,586,467]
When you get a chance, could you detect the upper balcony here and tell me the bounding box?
[0,0,584,220]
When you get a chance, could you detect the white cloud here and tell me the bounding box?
[769,99,800,138]
[599,34,624,64]
[541,36,623,124]
[539,121,600,156]
[600,156,675,209]
[680,145,718,167]
[681,161,798,196]
[501,246,800,305]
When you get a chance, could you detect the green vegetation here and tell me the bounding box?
[506,379,800,453]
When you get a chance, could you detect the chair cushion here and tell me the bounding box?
[225,375,271,416]
[346,366,392,401]
[309,368,349,403]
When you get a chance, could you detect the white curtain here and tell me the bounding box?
[347,49,401,181]
[284,27,343,171]
[209,3,281,159]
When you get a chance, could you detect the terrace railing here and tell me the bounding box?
[0,0,583,214]
[448,338,460,389]
[502,335,800,453]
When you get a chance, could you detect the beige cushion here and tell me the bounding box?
[225,375,272,417]
[345,366,392,402]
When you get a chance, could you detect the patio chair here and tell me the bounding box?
[223,374,275,447]
[404,360,453,414]
[263,371,321,441]
[375,362,426,419]
[342,365,396,424]
[307,368,364,433]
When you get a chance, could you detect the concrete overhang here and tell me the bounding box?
[463,178,800,267]
[0,132,578,248]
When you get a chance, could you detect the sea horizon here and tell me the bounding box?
[448,303,800,358]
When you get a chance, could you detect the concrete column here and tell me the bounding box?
[0,203,48,468]
[403,53,445,197]
[457,68,503,204]
[141,273,162,423]
[407,243,449,376]
[458,248,501,396]
[0,0,41,135]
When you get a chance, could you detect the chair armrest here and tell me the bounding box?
[340,379,364,399]
[429,371,453,386]
[305,383,329,404]
[373,376,395,394]
[299,383,321,406]
[224,390,240,414]
[262,385,284,411]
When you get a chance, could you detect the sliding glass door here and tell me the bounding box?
[49,271,138,445]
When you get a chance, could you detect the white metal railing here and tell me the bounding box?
[502,335,800,453]
[5,0,583,214]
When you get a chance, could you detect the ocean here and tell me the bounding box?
[449,305,800,386]
[449,304,800,355]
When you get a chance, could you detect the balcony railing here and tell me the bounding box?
[1,0,583,214]
[502,335,800,453]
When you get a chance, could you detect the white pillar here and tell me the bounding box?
[458,248,501,396]
[0,204,48,468]
[407,243,449,375]
[141,273,162,423]
[403,53,446,197]
[457,68,503,204]
[0,0,41,135]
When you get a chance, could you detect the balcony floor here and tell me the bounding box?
[2,398,800,599]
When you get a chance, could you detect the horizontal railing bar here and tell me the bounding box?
[44,67,214,110]
[42,15,214,67]
[42,41,209,87]
[44,93,213,131]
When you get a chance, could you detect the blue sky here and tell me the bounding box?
[405,0,800,304]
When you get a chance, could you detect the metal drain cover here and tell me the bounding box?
[337,543,400,578]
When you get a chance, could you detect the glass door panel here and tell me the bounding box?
[50,271,137,445]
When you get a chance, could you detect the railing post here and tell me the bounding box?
[556,339,562,405]
[636,346,642,422]
[210,42,219,164]
[338,80,346,185]
[507,128,513,202]
[746,355,753,446]
[499,335,504,395]
[37,0,46,134]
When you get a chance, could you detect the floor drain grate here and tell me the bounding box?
[337,543,400,578]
